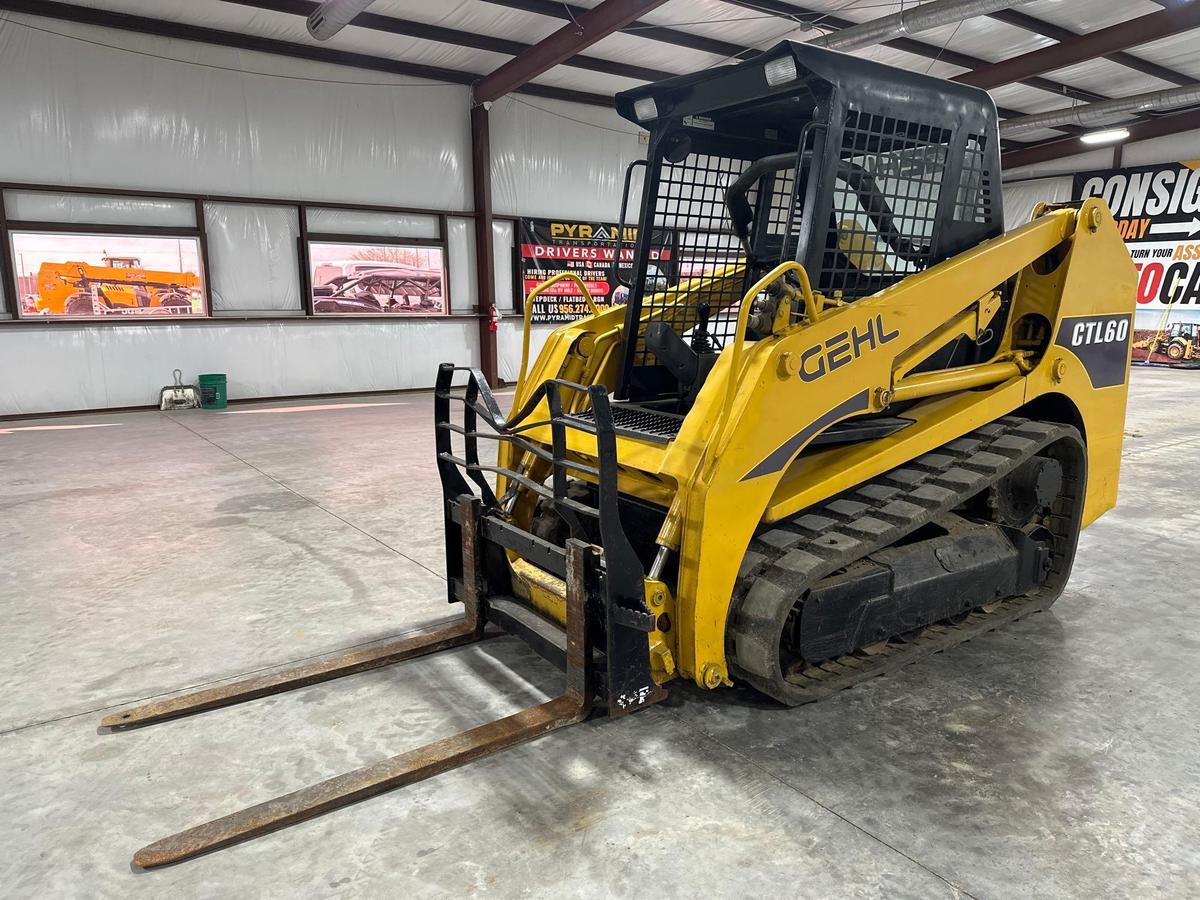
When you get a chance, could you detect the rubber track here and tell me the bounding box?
[728,416,1085,706]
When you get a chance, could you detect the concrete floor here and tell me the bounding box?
[2,371,1198,898]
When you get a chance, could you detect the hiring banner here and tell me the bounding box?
[1074,161,1200,367]
[518,218,674,324]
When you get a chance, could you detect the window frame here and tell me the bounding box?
[305,229,450,318]
[5,212,211,321]
[0,181,507,326]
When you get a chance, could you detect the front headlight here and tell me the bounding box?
[633,96,658,122]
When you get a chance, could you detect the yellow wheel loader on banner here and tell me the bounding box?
[104,42,1136,867]
[34,256,200,316]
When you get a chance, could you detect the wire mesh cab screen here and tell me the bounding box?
[619,130,799,401]
[819,111,951,300]
[809,102,1000,317]
[613,40,1003,404]
[634,146,750,365]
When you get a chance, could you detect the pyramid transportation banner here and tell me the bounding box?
[518,218,675,324]
[1074,161,1200,367]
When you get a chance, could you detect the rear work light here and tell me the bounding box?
[764,55,798,87]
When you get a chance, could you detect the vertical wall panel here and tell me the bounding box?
[204,203,302,314]
[0,16,471,209]
[489,96,645,222]
[0,320,479,416]
[1001,177,1073,230]
[493,219,516,313]
[446,217,477,316]
[497,320,558,385]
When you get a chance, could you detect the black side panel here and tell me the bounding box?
[1054,313,1133,389]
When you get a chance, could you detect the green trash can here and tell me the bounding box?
[198,373,228,410]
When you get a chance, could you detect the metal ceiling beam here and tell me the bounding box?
[486,0,1101,119]
[0,0,617,107]
[225,0,674,84]
[810,0,1041,54]
[719,0,1109,106]
[958,3,1200,89]
[1001,83,1200,137]
[477,0,757,61]
[473,0,670,104]
[987,8,1196,87]
[1002,106,1200,169]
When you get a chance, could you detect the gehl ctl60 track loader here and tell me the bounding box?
[106,42,1136,867]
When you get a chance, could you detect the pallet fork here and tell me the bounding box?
[103,365,664,868]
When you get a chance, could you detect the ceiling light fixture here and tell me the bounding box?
[1080,128,1131,145]
[307,0,376,41]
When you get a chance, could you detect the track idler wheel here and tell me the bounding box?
[988,454,1063,527]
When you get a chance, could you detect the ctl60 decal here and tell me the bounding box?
[1054,313,1132,389]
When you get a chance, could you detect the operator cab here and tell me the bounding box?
[609,40,1003,421]
[104,256,142,269]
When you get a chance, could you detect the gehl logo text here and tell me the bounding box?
[798,314,899,382]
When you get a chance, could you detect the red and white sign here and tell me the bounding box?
[518,218,675,324]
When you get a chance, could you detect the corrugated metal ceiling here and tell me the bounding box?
[10,0,1200,143]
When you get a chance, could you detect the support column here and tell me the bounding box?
[471,102,499,384]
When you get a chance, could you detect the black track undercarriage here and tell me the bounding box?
[729,417,1086,706]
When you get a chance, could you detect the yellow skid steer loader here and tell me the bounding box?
[104,42,1136,867]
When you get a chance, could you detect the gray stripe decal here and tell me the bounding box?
[740,390,871,482]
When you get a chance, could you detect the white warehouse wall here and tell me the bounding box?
[1003,128,1200,184]
[0,319,479,415]
[0,15,640,415]
[1000,128,1200,230]
[1001,176,1074,229]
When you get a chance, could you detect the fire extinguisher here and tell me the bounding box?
[489,304,500,333]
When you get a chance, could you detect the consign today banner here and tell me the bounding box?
[1074,161,1200,366]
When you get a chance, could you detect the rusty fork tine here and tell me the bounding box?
[105,495,490,731]
[100,621,484,730]
[132,695,588,868]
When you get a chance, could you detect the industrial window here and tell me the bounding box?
[306,208,440,240]
[309,241,447,316]
[4,191,196,229]
[304,208,449,317]
[9,230,206,319]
